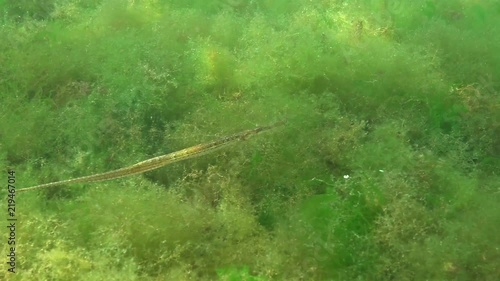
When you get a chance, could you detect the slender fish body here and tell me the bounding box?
[18,121,285,193]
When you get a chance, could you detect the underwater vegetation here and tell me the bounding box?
[0,0,499,280]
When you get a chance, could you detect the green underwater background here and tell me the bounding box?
[1,0,499,280]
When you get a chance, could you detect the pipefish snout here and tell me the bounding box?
[18,120,286,193]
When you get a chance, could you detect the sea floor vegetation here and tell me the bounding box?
[0,0,499,280]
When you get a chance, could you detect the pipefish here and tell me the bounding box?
[18,120,285,193]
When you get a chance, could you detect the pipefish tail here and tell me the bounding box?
[18,120,286,193]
